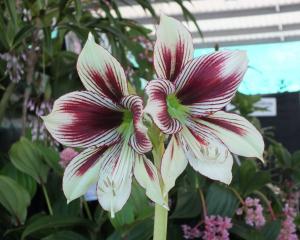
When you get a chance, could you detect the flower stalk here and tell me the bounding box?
[153,131,168,240]
[41,183,53,215]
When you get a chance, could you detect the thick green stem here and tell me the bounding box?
[153,132,168,240]
[41,183,53,215]
[153,199,168,240]
[0,83,16,124]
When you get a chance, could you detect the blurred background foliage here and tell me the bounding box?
[0,0,299,239]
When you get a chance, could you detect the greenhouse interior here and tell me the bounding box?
[0,0,300,239]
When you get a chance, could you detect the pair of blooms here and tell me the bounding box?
[43,15,264,217]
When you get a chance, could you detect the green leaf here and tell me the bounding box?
[37,143,63,174]
[42,230,88,240]
[233,160,270,196]
[171,188,201,219]
[9,137,49,184]
[1,162,37,198]
[4,0,17,26]
[261,220,281,239]
[206,183,239,217]
[21,216,94,240]
[0,175,31,224]
[13,25,35,48]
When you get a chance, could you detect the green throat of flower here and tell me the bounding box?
[166,94,189,124]
[118,110,134,139]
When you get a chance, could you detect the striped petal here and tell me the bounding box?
[161,135,188,195]
[180,123,233,184]
[63,147,107,202]
[145,80,182,134]
[121,95,152,154]
[154,15,193,82]
[134,156,166,207]
[197,111,264,161]
[175,51,248,117]
[97,143,133,218]
[42,91,123,148]
[77,33,128,102]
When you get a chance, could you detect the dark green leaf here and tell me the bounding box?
[1,162,37,198]
[4,0,17,26]
[21,216,94,239]
[0,175,31,224]
[9,137,49,184]
[171,188,201,219]
[261,220,281,240]
[42,230,88,240]
[206,183,239,217]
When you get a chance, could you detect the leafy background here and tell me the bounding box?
[0,0,299,239]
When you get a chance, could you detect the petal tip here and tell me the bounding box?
[88,32,95,42]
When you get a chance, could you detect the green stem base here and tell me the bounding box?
[153,197,168,240]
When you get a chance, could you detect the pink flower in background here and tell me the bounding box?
[203,215,232,240]
[244,197,266,228]
[59,148,79,168]
[181,224,201,239]
[277,204,298,240]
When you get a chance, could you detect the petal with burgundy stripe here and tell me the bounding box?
[197,111,264,161]
[179,123,233,184]
[121,95,152,154]
[63,147,108,203]
[134,155,166,207]
[42,91,123,148]
[97,143,133,218]
[154,15,194,82]
[161,135,188,196]
[175,51,248,117]
[145,80,182,134]
[77,33,128,102]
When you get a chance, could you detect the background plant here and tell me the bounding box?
[0,1,299,239]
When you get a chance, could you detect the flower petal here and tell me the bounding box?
[63,147,108,202]
[161,135,188,195]
[77,33,128,102]
[175,51,248,116]
[179,124,233,184]
[197,111,264,161]
[134,155,166,207]
[97,143,133,218]
[154,15,193,82]
[121,95,152,154]
[145,80,182,134]
[42,91,123,148]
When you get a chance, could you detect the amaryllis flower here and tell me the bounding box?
[42,34,165,217]
[145,15,264,195]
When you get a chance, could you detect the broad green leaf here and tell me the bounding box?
[42,230,88,240]
[0,175,31,224]
[21,216,94,240]
[9,137,49,184]
[171,188,201,219]
[261,220,281,239]
[37,143,63,174]
[206,183,239,217]
[109,181,153,230]
[1,162,37,198]
[233,160,270,196]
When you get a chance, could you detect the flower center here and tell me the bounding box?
[166,94,189,124]
[118,110,134,138]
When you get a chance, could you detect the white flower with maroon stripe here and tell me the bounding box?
[145,15,264,195]
[42,33,165,217]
